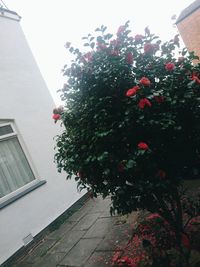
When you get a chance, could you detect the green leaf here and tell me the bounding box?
[126,160,135,169]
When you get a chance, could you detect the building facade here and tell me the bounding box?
[176,0,200,58]
[0,8,83,264]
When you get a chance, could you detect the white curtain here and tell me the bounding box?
[0,137,35,198]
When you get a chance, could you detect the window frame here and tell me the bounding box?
[0,122,46,209]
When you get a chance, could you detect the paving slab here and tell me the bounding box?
[66,198,106,222]
[51,230,86,253]
[11,262,33,267]
[96,222,132,251]
[72,213,102,231]
[47,221,77,240]
[58,238,102,267]
[83,251,115,267]
[99,208,120,218]
[88,198,111,213]
[21,239,57,264]
[32,252,66,267]
[84,217,117,238]
[67,202,93,222]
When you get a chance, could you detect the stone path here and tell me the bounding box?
[12,196,137,267]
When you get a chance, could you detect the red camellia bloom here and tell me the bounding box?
[138,142,149,150]
[117,256,133,266]
[110,50,119,56]
[126,52,134,64]
[157,170,167,179]
[84,52,93,62]
[154,96,165,103]
[165,62,175,71]
[181,233,191,250]
[192,74,200,84]
[118,162,125,172]
[126,86,140,97]
[135,34,144,42]
[139,77,151,86]
[77,171,85,179]
[52,113,61,121]
[138,98,152,109]
[110,38,121,47]
[144,43,154,54]
[97,42,107,50]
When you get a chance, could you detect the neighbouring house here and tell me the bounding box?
[0,8,84,265]
[176,0,200,58]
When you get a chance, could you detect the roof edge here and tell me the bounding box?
[176,0,200,24]
[0,7,21,21]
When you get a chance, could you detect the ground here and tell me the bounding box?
[11,196,138,267]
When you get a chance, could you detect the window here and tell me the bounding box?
[0,123,36,198]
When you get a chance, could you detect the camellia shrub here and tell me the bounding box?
[54,21,200,264]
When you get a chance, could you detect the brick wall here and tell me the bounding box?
[177,8,200,59]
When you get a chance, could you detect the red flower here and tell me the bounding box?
[110,38,120,47]
[52,113,61,122]
[139,77,151,86]
[117,256,133,266]
[181,233,190,250]
[97,42,107,50]
[144,43,154,54]
[165,62,175,71]
[126,52,133,64]
[138,98,152,109]
[84,52,93,61]
[110,50,119,56]
[112,251,121,263]
[154,96,165,103]
[192,74,200,84]
[77,171,85,179]
[138,142,149,150]
[118,162,125,172]
[157,169,167,179]
[126,86,140,97]
[135,34,144,42]
[147,213,160,220]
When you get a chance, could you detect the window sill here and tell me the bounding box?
[0,180,46,209]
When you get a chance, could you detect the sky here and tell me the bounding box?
[3,0,194,105]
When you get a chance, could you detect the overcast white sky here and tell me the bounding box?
[3,0,194,104]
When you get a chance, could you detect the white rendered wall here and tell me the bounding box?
[0,11,83,264]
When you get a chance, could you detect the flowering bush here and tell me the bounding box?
[112,213,191,267]
[55,21,200,263]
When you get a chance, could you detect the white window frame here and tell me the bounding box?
[0,122,46,208]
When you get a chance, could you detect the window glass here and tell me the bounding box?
[0,125,13,136]
[0,125,35,198]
